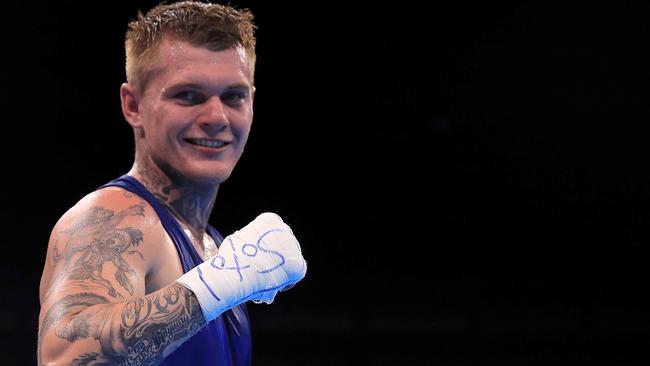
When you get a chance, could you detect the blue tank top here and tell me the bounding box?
[101,175,252,366]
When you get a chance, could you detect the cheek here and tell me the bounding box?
[234,116,253,140]
[149,111,186,141]
[239,126,252,150]
[242,122,252,138]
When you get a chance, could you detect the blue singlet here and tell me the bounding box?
[101,175,252,366]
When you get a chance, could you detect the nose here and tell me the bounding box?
[197,96,228,134]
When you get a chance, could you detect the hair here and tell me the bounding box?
[125,1,257,94]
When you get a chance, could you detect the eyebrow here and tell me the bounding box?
[168,82,251,92]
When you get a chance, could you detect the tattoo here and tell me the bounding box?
[51,237,62,268]
[114,284,206,365]
[137,168,216,237]
[40,285,206,365]
[68,353,101,366]
[38,293,110,366]
[50,204,145,298]
[123,191,136,199]
[154,184,214,235]
[168,193,211,233]
[56,310,97,342]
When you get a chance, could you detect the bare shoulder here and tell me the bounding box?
[39,186,170,306]
[53,186,159,239]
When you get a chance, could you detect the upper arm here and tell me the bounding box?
[40,188,154,303]
[38,188,160,361]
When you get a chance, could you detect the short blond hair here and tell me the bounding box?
[125,1,256,94]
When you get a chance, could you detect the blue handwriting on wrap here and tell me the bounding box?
[209,229,287,282]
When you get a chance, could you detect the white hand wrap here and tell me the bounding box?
[176,212,307,322]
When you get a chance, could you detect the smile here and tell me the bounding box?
[186,138,227,148]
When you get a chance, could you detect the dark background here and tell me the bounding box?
[1,1,650,365]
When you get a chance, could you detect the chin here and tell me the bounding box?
[174,158,239,187]
[186,169,233,187]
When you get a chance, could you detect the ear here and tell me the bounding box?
[120,83,142,128]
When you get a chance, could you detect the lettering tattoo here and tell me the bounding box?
[49,204,145,299]
[116,284,206,365]
[39,285,206,365]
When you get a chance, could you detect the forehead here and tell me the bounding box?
[149,37,252,87]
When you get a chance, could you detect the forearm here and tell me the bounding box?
[39,283,206,366]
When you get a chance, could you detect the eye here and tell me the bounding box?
[221,90,248,106]
[174,90,206,105]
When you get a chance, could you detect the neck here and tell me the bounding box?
[129,157,218,238]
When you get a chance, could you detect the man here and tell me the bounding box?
[37,2,307,365]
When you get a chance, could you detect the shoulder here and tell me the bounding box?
[54,186,158,233]
[49,186,171,254]
[51,186,172,263]
[40,186,171,301]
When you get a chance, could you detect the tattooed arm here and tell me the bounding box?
[39,284,205,365]
[38,189,207,366]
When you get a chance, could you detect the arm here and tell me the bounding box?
[38,191,306,365]
[38,190,206,365]
[39,282,205,365]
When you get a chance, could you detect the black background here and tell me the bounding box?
[1,1,650,365]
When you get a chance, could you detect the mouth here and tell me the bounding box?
[185,138,229,149]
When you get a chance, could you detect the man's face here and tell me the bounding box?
[135,38,254,186]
